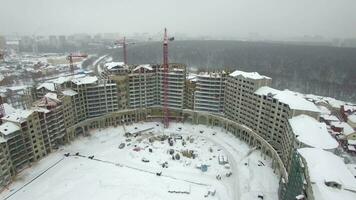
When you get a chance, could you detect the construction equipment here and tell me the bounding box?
[67,53,88,75]
[114,37,128,65]
[0,96,5,125]
[67,53,88,74]
[163,28,169,128]
[0,50,4,61]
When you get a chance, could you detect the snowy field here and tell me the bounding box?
[0,122,279,200]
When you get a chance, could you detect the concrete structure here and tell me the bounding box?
[1,67,348,200]
[194,71,226,113]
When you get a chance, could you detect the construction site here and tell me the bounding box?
[0,28,356,200]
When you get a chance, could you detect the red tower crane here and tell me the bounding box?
[163,28,169,128]
[0,96,5,125]
[114,37,128,65]
[67,53,88,75]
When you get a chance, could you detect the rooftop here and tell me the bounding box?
[2,109,34,123]
[298,148,356,200]
[133,64,153,72]
[320,114,340,122]
[255,87,320,113]
[105,62,126,70]
[71,76,98,85]
[62,89,78,96]
[229,70,271,80]
[0,121,21,135]
[330,121,355,136]
[289,115,338,149]
[348,114,356,123]
[36,82,56,92]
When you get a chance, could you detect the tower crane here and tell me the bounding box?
[66,53,88,75]
[114,37,128,65]
[0,96,5,125]
[163,28,174,128]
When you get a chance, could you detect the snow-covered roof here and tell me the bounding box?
[36,83,55,91]
[31,107,50,114]
[229,70,271,80]
[62,89,78,96]
[317,106,331,115]
[330,122,355,136]
[133,64,153,72]
[0,121,21,135]
[320,114,339,122]
[289,115,338,149]
[105,62,125,70]
[3,103,16,115]
[343,105,356,112]
[45,93,60,102]
[2,109,34,123]
[298,148,356,200]
[71,76,98,85]
[348,114,356,123]
[186,73,197,82]
[347,164,356,177]
[255,87,320,113]
[197,71,225,78]
[51,74,86,85]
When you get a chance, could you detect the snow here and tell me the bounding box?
[320,114,339,122]
[289,115,338,149]
[330,122,355,136]
[3,103,16,115]
[0,121,20,135]
[105,62,125,70]
[229,70,271,80]
[71,76,98,85]
[298,148,356,200]
[255,87,320,113]
[2,109,34,123]
[31,107,50,114]
[343,105,356,112]
[133,64,153,72]
[50,74,86,85]
[317,106,331,115]
[197,72,225,78]
[36,83,55,92]
[346,164,356,177]
[0,122,279,200]
[186,73,197,82]
[45,93,60,102]
[348,114,356,123]
[62,89,78,96]
[93,55,108,67]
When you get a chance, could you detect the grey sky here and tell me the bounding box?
[0,0,355,38]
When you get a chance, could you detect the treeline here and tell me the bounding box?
[108,40,356,102]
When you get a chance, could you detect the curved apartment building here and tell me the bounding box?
[1,64,350,200]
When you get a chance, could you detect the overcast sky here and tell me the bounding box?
[0,0,355,39]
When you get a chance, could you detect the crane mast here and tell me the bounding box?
[163,28,169,128]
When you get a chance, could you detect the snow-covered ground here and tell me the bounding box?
[0,122,279,200]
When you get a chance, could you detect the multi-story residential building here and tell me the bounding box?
[184,73,197,110]
[33,93,66,152]
[2,66,350,200]
[0,122,29,174]
[156,63,186,110]
[194,71,226,113]
[0,137,12,188]
[103,62,186,110]
[2,109,46,163]
[128,64,157,108]
[224,70,321,170]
